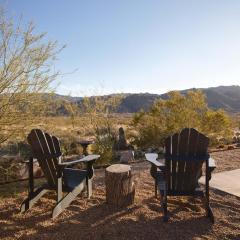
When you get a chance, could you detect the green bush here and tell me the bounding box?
[131,90,233,149]
[18,141,31,159]
[60,138,83,156]
[91,124,117,165]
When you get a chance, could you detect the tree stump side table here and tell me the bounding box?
[105,164,135,207]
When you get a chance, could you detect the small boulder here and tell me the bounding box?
[19,161,43,179]
[227,145,235,150]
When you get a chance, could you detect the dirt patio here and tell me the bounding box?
[0,149,240,240]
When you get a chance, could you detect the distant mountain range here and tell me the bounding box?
[53,85,240,114]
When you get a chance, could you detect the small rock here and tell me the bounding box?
[227,145,235,150]
[19,161,43,179]
[232,136,237,143]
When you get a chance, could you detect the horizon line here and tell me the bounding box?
[55,84,240,98]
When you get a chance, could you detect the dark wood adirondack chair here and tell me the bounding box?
[20,129,100,218]
[145,128,216,222]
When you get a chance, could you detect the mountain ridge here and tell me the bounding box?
[54,85,240,114]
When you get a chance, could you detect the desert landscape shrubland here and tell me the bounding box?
[1,2,240,239]
[0,89,239,184]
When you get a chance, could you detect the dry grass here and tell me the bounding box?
[0,115,132,148]
[0,151,239,240]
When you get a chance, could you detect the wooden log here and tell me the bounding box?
[105,164,135,207]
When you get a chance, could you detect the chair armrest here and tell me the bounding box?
[145,153,165,181]
[209,157,216,169]
[23,158,38,164]
[59,154,100,166]
[145,153,165,169]
[206,157,216,181]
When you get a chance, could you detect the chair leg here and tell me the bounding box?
[160,189,168,222]
[52,181,85,219]
[206,204,214,223]
[87,178,92,199]
[57,176,63,202]
[163,195,168,222]
[205,164,214,223]
[205,189,214,223]
[20,187,49,213]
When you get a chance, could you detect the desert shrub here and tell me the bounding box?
[91,123,117,165]
[82,95,122,164]
[130,111,165,149]
[60,138,82,156]
[3,142,19,155]
[131,90,233,149]
[0,157,20,183]
[17,141,31,159]
[201,110,232,146]
[0,141,30,158]
[0,8,63,144]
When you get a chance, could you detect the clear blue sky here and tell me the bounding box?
[5,0,240,96]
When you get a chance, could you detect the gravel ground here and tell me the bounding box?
[0,150,239,240]
[210,148,240,173]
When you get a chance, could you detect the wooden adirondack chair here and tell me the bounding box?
[20,129,100,218]
[145,128,216,222]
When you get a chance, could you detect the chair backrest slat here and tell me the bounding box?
[27,129,61,187]
[171,133,179,190]
[177,128,190,191]
[185,128,199,190]
[165,128,209,192]
[52,136,62,158]
[45,133,59,167]
[196,132,209,155]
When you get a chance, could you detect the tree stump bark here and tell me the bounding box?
[105,164,135,207]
